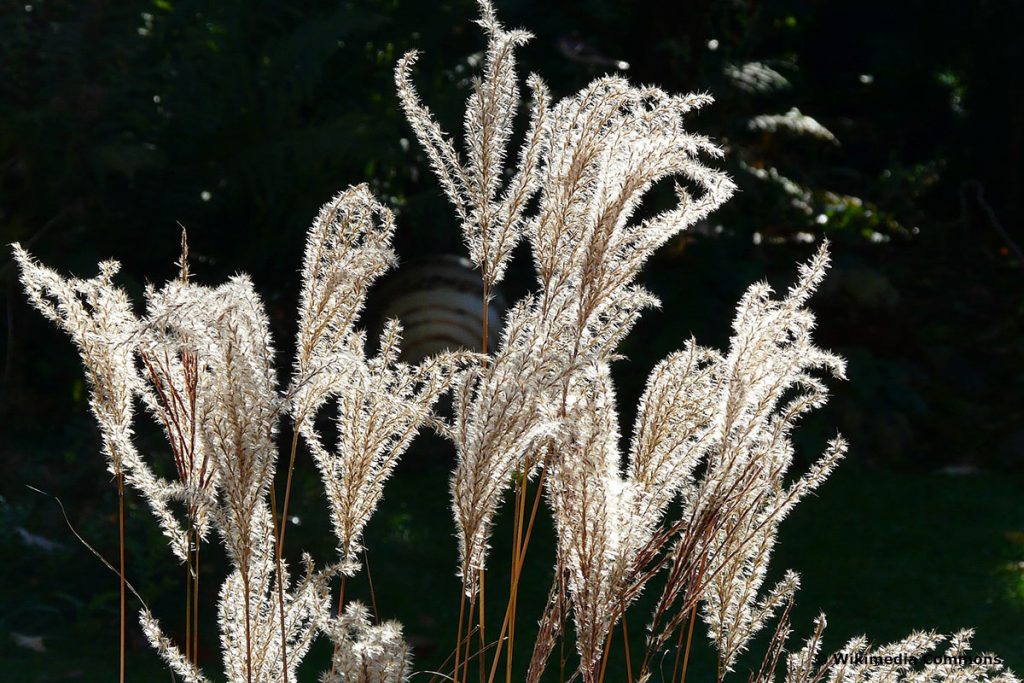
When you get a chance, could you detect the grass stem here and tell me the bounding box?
[118,471,126,683]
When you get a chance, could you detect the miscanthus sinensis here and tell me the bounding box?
[13,1,1018,682]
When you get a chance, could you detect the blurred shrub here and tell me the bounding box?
[2,0,1021,474]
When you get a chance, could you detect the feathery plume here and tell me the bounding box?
[321,602,411,683]
[396,0,550,291]
[290,184,397,421]
[13,244,141,478]
[302,320,467,574]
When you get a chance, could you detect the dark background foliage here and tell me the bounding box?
[1,0,1021,679]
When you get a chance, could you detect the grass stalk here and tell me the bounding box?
[622,613,633,683]
[186,528,192,663]
[193,537,200,667]
[480,274,491,683]
[242,570,253,683]
[464,283,491,683]
[463,591,478,683]
[680,606,698,683]
[118,470,126,683]
[365,550,379,622]
[454,581,467,683]
[328,575,348,679]
[670,614,687,683]
[486,460,548,683]
[506,467,527,683]
[478,568,487,683]
[269,482,290,683]
[185,528,192,663]
[679,552,708,683]
[277,427,303,552]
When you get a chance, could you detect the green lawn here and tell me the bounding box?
[3,456,1022,681]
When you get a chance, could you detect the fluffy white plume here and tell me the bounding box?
[13,244,141,478]
[396,0,550,291]
[321,602,410,683]
[290,184,397,421]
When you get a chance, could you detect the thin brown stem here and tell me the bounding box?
[481,286,490,358]
[635,513,722,680]
[478,567,487,683]
[329,575,348,679]
[679,605,698,683]
[193,537,200,667]
[242,571,254,683]
[679,552,708,683]
[597,606,620,683]
[277,427,303,552]
[186,529,192,664]
[118,471,126,683]
[506,467,527,683]
[670,615,687,683]
[269,483,290,683]
[455,583,467,683]
[622,613,634,683]
[479,249,491,683]
[480,230,492,683]
[463,592,478,683]
[558,562,568,683]
[365,550,379,623]
[486,461,548,683]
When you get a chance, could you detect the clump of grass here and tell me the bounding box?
[12,2,1019,682]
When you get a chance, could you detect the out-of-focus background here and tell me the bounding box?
[1,0,1022,680]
